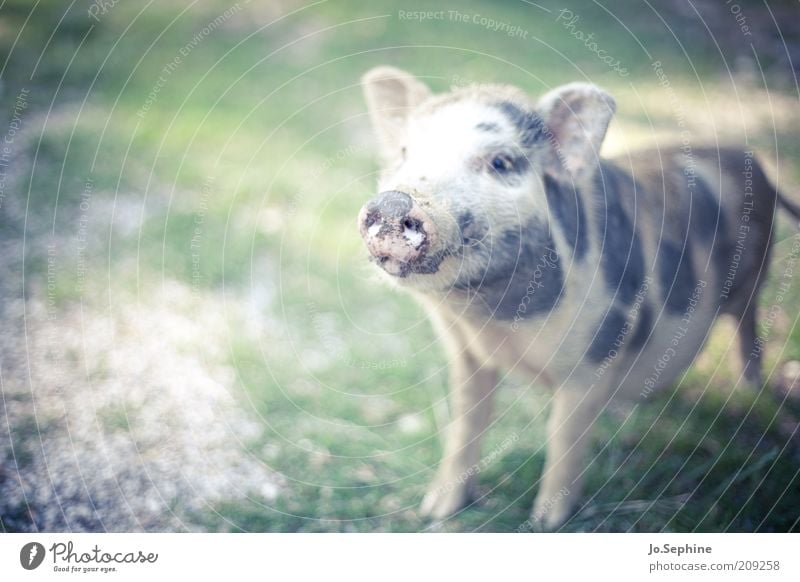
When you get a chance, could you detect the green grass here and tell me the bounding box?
[2,0,799,532]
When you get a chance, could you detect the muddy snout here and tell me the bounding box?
[358,190,438,277]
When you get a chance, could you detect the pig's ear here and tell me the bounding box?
[362,67,431,160]
[536,83,615,179]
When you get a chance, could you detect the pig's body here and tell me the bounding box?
[428,148,773,391]
[358,68,796,528]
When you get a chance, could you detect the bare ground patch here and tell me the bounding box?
[0,229,282,532]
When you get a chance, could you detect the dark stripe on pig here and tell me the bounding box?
[588,307,628,362]
[628,302,653,350]
[594,165,645,304]
[544,174,588,261]
[690,175,734,289]
[658,240,696,314]
[690,175,725,244]
[456,217,564,320]
[458,210,489,245]
[476,122,500,132]
[496,101,545,148]
[458,211,475,243]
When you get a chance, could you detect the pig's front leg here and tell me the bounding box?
[420,352,497,519]
[531,385,609,530]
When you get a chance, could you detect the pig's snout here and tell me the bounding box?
[358,190,438,277]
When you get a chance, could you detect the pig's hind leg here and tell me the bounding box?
[736,301,764,389]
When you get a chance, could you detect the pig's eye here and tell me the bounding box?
[489,155,514,174]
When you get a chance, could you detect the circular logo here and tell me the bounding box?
[20,542,46,570]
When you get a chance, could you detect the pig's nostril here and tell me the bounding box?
[365,212,380,229]
[403,217,421,231]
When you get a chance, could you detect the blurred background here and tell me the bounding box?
[1,0,799,532]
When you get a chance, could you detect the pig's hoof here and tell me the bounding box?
[529,509,566,531]
[530,496,573,531]
[419,481,471,519]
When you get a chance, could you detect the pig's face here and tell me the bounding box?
[359,67,615,296]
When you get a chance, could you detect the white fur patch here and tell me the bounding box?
[403,224,425,248]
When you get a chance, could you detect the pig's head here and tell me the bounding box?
[358,66,615,295]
